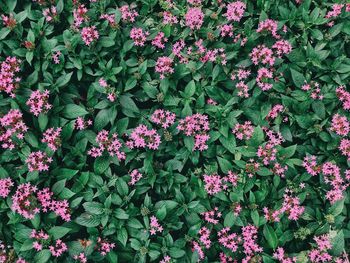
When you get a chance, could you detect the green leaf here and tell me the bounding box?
[56,72,73,87]
[117,227,128,247]
[290,68,305,88]
[184,80,196,98]
[217,156,233,173]
[330,230,344,256]
[94,156,110,174]
[63,104,88,118]
[34,249,51,263]
[48,226,71,240]
[119,95,139,117]
[328,199,344,216]
[100,37,115,47]
[263,225,278,249]
[76,213,101,227]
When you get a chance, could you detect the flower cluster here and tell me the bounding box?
[150,216,163,235]
[49,239,68,257]
[81,26,99,46]
[155,56,174,79]
[75,117,92,130]
[30,229,49,251]
[185,8,204,30]
[128,169,142,185]
[42,127,62,151]
[26,151,52,172]
[301,81,323,100]
[0,56,21,97]
[232,121,254,140]
[11,183,40,219]
[96,237,115,256]
[330,114,350,136]
[126,124,161,150]
[26,90,52,116]
[150,109,176,129]
[177,113,210,151]
[120,5,138,22]
[130,27,149,46]
[88,130,125,160]
[0,178,13,198]
[224,1,246,22]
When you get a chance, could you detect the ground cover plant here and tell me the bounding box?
[1,0,350,262]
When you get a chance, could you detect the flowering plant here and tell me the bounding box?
[0,0,350,262]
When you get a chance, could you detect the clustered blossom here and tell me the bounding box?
[150,216,163,235]
[160,255,171,263]
[245,159,260,178]
[49,239,68,257]
[42,127,62,151]
[263,189,305,222]
[203,174,224,195]
[185,7,204,30]
[257,19,280,39]
[256,67,274,91]
[325,4,344,19]
[339,138,350,160]
[150,109,176,129]
[151,32,168,49]
[155,56,174,79]
[73,4,88,28]
[177,113,210,151]
[11,183,40,219]
[218,227,241,253]
[235,81,249,98]
[88,130,126,160]
[98,78,116,102]
[75,117,92,130]
[100,13,116,27]
[241,225,263,262]
[26,151,52,172]
[26,90,52,116]
[0,178,13,198]
[322,162,349,203]
[126,125,161,150]
[96,237,115,256]
[219,24,233,37]
[81,26,99,46]
[37,187,71,221]
[192,241,205,260]
[120,5,138,22]
[201,207,222,224]
[250,45,275,66]
[163,11,178,25]
[232,121,254,140]
[52,51,61,64]
[308,235,332,262]
[0,56,21,97]
[130,27,149,46]
[330,114,350,136]
[224,1,246,22]
[301,81,323,100]
[198,227,211,249]
[129,169,142,185]
[0,109,28,150]
[30,229,49,251]
[273,247,297,263]
[73,253,87,263]
[43,6,58,22]
[1,14,17,29]
[272,40,292,57]
[336,85,350,110]
[267,104,284,120]
[303,155,321,176]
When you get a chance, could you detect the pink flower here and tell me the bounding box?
[73,253,87,263]
[273,247,297,263]
[302,81,323,100]
[242,225,263,258]
[120,5,138,22]
[150,216,163,235]
[267,104,284,120]
[218,227,241,253]
[26,151,52,172]
[224,1,246,22]
[0,56,21,97]
[163,11,178,25]
[96,237,115,256]
[75,117,92,130]
[160,255,171,263]
[330,114,350,136]
[100,13,116,27]
[250,45,275,66]
[257,19,280,39]
[1,14,17,29]
[126,125,161,150]
[73,4,88,28]
[155,56,174,79]
[49,239,68,257]
[151,32,168,49]
[129,169,142,185]
[219,24,234,37]
[88,130,126,160]
[52,51,61,64]
[0,178,13,198]
[81,26,99,46]
[42,127,62,151]
[256,67,273,91]
[11,183,40,219]
[199,227,211,249]
[201,207,222,224]
[31,229,49,251]
[130,27,149,46]
[203,174,223,195]
[272,40,292,57]
[150,109,176,129]
[26,89,52,116]
[43,6,58,22]
[336,85,350,110]
[192,241,205,260]
[325,4,344,19]
[339,138,350,160]
[232,121,254,140]
[185,7,204,30]
[0,109,28,150]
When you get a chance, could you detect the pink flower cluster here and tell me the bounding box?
[330,114,349,136]
[81,26,99,46]
[201,207,222,224]
[0,56,21,98]
[152,32,168,49]
[203,171,239,195]
[309,235,332,262]
[37,187,71,221]
[73,4,88,28]
[100,13,116,27]
[232,121,254,140]
[163,11,178,25]
[198,227,211,249]
[301,81,323,100]
[267,104,284,120]
[150,109,176,129]
[30,229,49,251]
[129,169,142,185]
[130,27,149,46]
[177,113,210,151]
[160,255,171,263]
[0,178,13,198]
[303,155,321,176]
[219,24,233,37]
[120,5,139,22]
[73,253,87,263]
[1,14,17,29]
[272,40,292,57]
[11,183,40,219]
[257,19,280,39]
[336,85,350,110]
[241,225,263,262]
[88,130,125,160]
[256,67,273,91]
[75,117,92,130]
[126,124,161,150]
[250,45,275,66]
[273,247,297,263]
[26,151,52,172]
[185,7,204,30]
[99,78,116,102]
[43,6,58,22]
[322,162,349,203]
[155,56,174,79]
[0,109,28,150]
[224,1,246,22]
[26,89,52,116]
[150,216,163,235]
[52,51,61,64]
[42,127,62,151]
[97,237,115,256]
[49,239,68,257]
